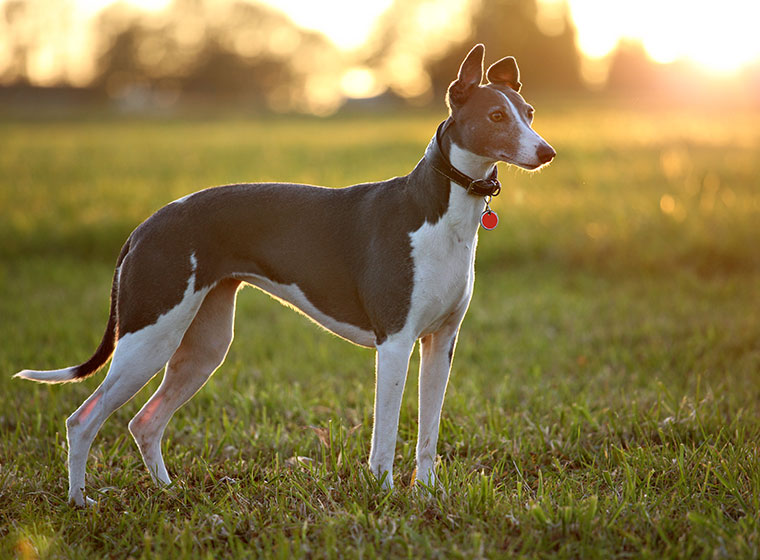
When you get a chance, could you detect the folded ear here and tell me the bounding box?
[447,44,485,108]
[486,56,521,92]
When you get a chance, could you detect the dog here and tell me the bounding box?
[15,44,555,506]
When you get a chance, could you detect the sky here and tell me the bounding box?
[566,0,760,75]
[70,0,395,50]
[269,0,760,77]
[3,0,760,87]
[118,0,760,74]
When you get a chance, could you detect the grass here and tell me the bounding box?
[1,101,759,558]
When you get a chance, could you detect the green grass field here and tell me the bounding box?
[1,102,759,558]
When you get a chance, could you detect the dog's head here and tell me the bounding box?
[446,44,555,171]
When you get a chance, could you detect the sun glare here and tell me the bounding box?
[340,67,383,99]
[258,0,394,50]
[565,0,760,75]
[3,0,760,91]
[73,0,172,17]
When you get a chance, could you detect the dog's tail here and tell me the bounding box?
[14,239,131,384]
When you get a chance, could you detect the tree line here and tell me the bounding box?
[2,0,753,112]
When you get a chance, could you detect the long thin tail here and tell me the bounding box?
[14,239,131,384]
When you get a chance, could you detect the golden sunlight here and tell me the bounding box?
[565,0,760,75]
[75,0,171,17]
[258,0,394,50]
[3,0,760,96]
[340,67,383,99]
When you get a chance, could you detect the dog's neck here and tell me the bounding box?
[438,120,497,182]
[414,123,491,239]
[446,142,497,182]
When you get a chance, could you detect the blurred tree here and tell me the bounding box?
[605,39,657,92]
[0,0,75,86]
[91,0,342,112]
[91,5,146,95]
[365,0,582,103]
[426,0,582,97]
[362,0,476,102]
[1,0,29,84]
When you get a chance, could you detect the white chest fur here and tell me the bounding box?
[403,140,495,338]
[405,184,483,338]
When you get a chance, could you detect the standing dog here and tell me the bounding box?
[15,44,554,506]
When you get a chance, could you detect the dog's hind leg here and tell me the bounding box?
[129,279,240,487]
[65,284,210,507]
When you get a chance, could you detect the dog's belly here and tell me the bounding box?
[235,273,377,348]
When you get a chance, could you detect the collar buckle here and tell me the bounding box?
[467,178,501,197]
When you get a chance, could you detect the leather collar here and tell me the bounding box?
[426,119,501,198]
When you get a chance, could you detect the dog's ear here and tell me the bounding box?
[486,56,521,92]
[447,44,485,108]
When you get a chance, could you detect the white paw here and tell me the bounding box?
[370,467,394,490]
[69,494,96,508]
[413,468,447,498]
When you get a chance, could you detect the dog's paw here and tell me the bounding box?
[68,494,97,508]
[412,468,448,500]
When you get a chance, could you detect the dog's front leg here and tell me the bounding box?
[368,335,415,488]
[415,320,461,489]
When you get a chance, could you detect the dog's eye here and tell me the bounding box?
[489,111,505,122]
[527,107,535,120]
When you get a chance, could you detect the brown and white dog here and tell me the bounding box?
[15,44,555,506]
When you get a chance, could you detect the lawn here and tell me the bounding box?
[1,101,759,558]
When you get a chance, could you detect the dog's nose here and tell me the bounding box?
[537,144,556,164]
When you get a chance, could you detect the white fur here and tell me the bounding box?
[415,318,461,487]
[406,184,479,339]
[494,89,549,167]
[236,273,376,347]
[66,259,211,506]
[171,192,196,205]
[14,365,79,383]
[20,68,554,504]
[450,141,498,181]
[368,142,490,487]
[368,332,416,487]
[496,88,522,124]
[129,279,239,488]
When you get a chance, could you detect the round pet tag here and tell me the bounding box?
[480,209,499,230]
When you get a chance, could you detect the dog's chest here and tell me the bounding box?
[405,186,481,336]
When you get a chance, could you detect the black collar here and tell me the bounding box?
[426,119,501,198]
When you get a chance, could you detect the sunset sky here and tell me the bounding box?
[2,0,759,87]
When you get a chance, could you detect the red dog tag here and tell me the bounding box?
[480,209,499,230]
